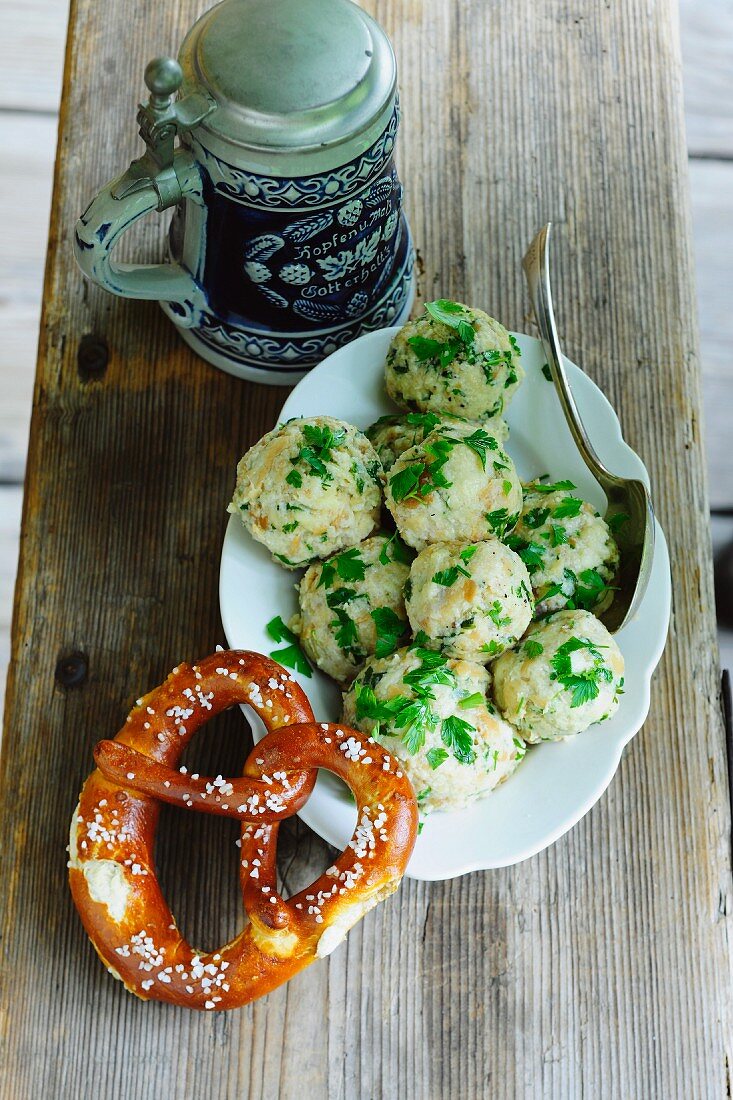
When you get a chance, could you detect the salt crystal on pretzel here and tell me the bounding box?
[68,650,417,1010]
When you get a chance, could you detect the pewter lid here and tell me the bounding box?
[178,0,396,157]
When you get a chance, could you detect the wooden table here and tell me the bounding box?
[1,1,730,1095]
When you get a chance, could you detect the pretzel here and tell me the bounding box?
[68,650,417,1010]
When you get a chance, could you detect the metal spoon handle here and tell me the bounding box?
[522,223,612,486]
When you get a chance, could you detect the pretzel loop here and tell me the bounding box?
[69,651,417,1010]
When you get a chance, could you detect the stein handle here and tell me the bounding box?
[73,57,216,326]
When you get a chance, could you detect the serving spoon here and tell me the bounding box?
[522,223,655,633]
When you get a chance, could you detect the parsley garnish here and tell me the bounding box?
[548,523,568,547]
[523,507,551,530]
[370,606,406,658]
[529,479,577,494]
[318,548,367,589]
[549,635,613,708]
[446,427,498,471]
[288,423,346,486]
[518,542,545,573]
[426,748,449,770]
[485,508,518,538]
[458,691,485,709]
[524,639,544,658]
[378,531,413,566]
[487,600,511,628]
[433,564,470,587]
[389,463,426,503]
[265,616,312,677]
[424,299,476,345]
[407,335,462,368]
[330,608,363,658]
[553,496,583,519]
[541,363,552,381]
[440,715,476,765]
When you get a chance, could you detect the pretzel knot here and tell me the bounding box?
[68,651,417,1010]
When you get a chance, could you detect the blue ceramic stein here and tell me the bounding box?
[74,0,414,383]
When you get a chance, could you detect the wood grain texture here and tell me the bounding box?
[0,1,731,1098]
[0,113,57,483]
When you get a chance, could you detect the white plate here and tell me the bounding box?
[220,328,671,880]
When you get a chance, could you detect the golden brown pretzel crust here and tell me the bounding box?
[69,651,417,1010]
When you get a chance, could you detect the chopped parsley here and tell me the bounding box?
[553,495,584,519]
[389,462,427,503]
[440,715,476,765]
[487,600,511,628]
[485,508,519,538]
[433,564,470,587]
[318,547,367,589]
[287,423,346,486]
[458,691,485,709]
[370,606,406,658]
[378,530,413,566]
[432,545,477,587]
[523,507,551,529]
[330,608,363,660]
[549,635,613,708]
[265,616,312,677]
[424,298,476,344]
[524,639,544,658]
[426,747,449,769]
[541,363,552,381]
[529,479,577,493]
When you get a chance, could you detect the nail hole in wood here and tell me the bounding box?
[55,652,89,689]
[77,334,109,381]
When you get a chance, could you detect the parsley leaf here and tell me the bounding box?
[529,479,577,493]
[553,496,583,519]
[318,548,367,589]
[432,565,471,587]
[389,463,426,503]
[441,715,477,765]
[458,691,485,709]
[485,508,518,538]
[523,507,551,530]
[285,468,302,488]
[549,635,613,708]
[330,608,363,658]
[424,299,476,345]
[456,428,498,471]
[524,639,544,658]
[378,531,413,566]
[265,616,312,677]
[518,542,545,573]
[371,606,406,658]
[426,747,449,770]
[408,335,461,368]
[573,567,614,610]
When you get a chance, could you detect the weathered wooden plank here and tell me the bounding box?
[0,2,731,1099]
[0,487,22,725]
[0,113,57,482]
[690,159,733,507]
[0,0,67,112]
[680,0,733,158]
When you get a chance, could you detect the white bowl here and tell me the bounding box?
[220,327,671,880]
